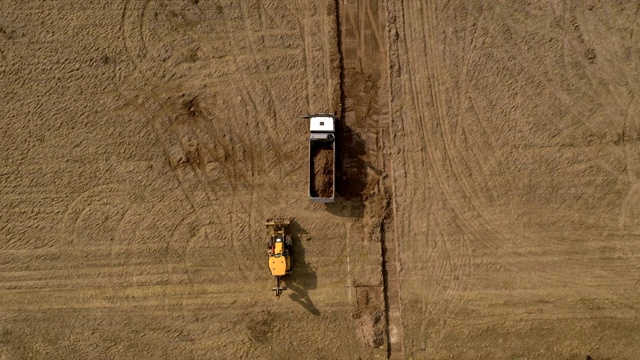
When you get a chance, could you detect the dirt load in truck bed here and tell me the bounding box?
[310,141,334,198]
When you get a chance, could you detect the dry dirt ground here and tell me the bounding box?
[1,0,640,359]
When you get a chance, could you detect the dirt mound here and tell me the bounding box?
[310,142,334,198]
[247,310,275,344]
[353,286,385,348]
[355,309,385,348]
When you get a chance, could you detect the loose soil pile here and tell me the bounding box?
[310,142,334,198]
[353,286,385,348]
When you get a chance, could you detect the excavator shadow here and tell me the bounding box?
[286,220,320,316]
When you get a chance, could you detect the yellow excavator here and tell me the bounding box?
[266,218,293,298]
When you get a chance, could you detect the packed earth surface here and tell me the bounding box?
[1,0,640,359]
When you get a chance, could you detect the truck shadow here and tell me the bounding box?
[324,123,368,218]
[286,220,320,316]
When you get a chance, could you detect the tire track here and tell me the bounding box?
[489,4,632,159]
[456,5,513,210]
[468,2,638,257]
[403,1,481,249]
[213,2,300,176]
[440,0,640,302]
[119,0,313,284]
[408,0,515,271]
[390,1,640,356]
[394,0,479,346]
[59,184,135,286]
[115,90,243,285]
[238,1,280,121]
[122,0,157,86]
[122,0,201,87]
[144,92,260,282]
[301,10,313,112]
[423,1,501,252]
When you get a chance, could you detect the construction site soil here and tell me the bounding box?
[1,0,640,359]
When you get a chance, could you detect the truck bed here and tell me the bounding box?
[309,140,335,199]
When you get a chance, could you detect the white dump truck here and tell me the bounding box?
[303,114,336,203]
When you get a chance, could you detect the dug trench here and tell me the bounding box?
[334,0,403,358]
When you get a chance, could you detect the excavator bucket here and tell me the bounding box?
[265,217,294,229]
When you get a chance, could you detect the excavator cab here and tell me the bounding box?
[269,236,289,276]
[266,218,294,298]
